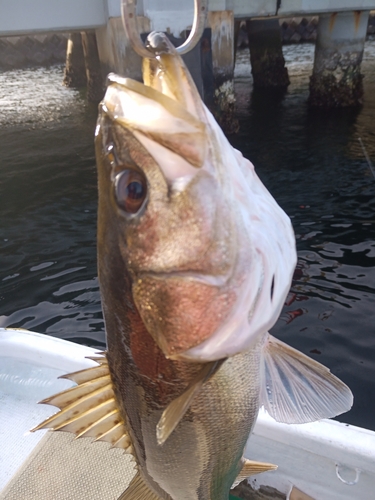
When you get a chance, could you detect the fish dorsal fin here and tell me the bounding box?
[31,353,133,454]
[118,471,172,500]
[156,360,225,445]
[260,334,353,424]
[231,459,278,488]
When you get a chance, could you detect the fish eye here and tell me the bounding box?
[114,169,147,215]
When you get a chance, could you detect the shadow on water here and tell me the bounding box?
[1,44,375,429]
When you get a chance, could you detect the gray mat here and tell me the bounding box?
[1,431,135,500]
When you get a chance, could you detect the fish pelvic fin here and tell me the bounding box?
[118,471,170,500]
[156,359,225,446]
[231,458,278,488]
[260,334,353,424]
[31,353,133,454]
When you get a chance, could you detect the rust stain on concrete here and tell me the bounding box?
[207,11,234,72]
[354,11,362,34]
[329,12,337,33]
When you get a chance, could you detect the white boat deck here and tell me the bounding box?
[1,328,374,499]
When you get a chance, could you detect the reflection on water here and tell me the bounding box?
[0,42,375,429]
[0,65,103,345]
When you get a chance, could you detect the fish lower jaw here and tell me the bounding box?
[137,270,231,288]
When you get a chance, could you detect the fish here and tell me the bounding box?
[32,32,353,500]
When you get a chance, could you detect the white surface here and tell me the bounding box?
[1,328,375,499]
[248,410,375,499]
[0,329,97,491]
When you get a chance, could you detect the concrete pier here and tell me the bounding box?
[63,33,87,88]
[207,11,238,134]
[309,11,370,107]
[81,32,104,102]
[1,0,375,118]
[246,18,290,89]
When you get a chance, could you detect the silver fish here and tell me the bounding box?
[33,32,353,500]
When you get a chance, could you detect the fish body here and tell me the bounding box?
[105,316,263,499]
[96,79,265,497]
[33,32,353,500]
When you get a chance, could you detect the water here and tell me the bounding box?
[0,43,374,431]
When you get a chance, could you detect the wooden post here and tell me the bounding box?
[63,33,86,88]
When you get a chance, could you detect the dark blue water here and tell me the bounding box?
[0,43,374,430]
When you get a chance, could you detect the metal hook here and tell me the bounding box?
[121,0,208,58]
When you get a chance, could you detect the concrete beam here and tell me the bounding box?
[277,1,375,17]
[0,0,107,36]
[228,0,375,18]
[1,0,375,36]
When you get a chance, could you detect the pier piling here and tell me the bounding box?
[63,33,86,88]
[309,11,370,107]
[81,32,104,102]
[246,18,290,89]
[207,11,238,134]
[96,17,150,81]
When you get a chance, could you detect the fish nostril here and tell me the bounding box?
[270,275,275,301]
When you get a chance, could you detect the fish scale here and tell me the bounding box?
[106,312,264,500]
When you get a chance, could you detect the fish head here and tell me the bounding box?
[96,33,297,362]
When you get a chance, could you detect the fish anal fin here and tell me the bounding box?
[86,353,108,363]
[118,472,171,500]
[31,353,133,455]
[40,374,111,408]
[261,334,353,424]
[112,434,133,454]
[59,364,109,384]
[156,359,224,446]
[231,458,277,488]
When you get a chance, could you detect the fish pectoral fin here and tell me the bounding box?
[231,459,277,488]
[30,353,133,455]
[156,359,225,446]
[118,471,171,500]
[260,334,353,424]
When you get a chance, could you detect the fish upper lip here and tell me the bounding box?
[137,271,230,288]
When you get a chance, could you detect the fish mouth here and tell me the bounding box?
[137,270,230,288]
